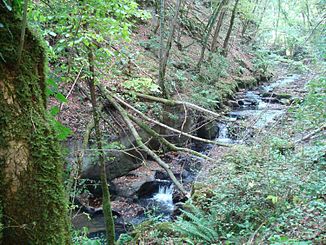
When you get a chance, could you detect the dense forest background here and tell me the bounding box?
[0,0,325,244]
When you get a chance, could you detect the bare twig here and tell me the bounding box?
[60,65,84,111]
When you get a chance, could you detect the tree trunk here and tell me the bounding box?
[87,49,115,244]
[0,7,70,244]
[159,0,182,98]
[222,0,240,56]
[274,0,281,46]
[196,3,221,70]
[211,0,229,52]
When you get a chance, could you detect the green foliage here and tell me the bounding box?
[190,52,232,110]
[252,48,275,75]
[122,77,161,94]
[128,76,326,244]
[173,203,219,244]
[294,77,326,130]
[73,227,104,245]
[199,52,229,84]
[256,0,325,59]
[191,86,220,110]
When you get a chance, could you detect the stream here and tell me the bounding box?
[73,74,300,241]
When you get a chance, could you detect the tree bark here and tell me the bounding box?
[211,0,229,52]
[0,8,70,244]
[159,0,182,98]
[222,0,240,56]
[87,48,115,245]
[196,3,222,70]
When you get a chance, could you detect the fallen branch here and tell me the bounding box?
[128,113,216,162]
[294,124,326,144]
[102,88,231,147]
[121,91,221,118]
[102,89,188,196]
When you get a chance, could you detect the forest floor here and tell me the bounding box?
[127,68,325,244]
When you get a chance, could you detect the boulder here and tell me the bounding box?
[67,132,149,181]
[160,104,196,146]
[197,117,219,140]
[262,97,280,104]
[112,161,164,198]
[276,93,292,100]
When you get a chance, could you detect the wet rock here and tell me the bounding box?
[172,189,188,203]
[172,202,184,218]
[262,92,275,97]
[279,99,291,105]
[228,100,239,108]
[262,97,280,104]
[276,93,292,100]
[113,167,157,198]
[111,197,145,219]
[155,171,169,180]
[197,118,219,140]
[137,181,162,198]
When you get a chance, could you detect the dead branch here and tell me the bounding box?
[102,88,188,196]
[120,91,222,119]
[128,113,216,162]
[104,89,231,147]
[295,124,326,144]
[60,65,84,111]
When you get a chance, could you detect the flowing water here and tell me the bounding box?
[77,74,300,242]
[152,185,174,209]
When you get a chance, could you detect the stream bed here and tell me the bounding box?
[72,74,300,241]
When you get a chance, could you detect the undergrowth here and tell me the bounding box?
[123,76,326,244]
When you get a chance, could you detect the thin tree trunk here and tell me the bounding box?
[196,3,222,70]
[158,0,167,97]
[87,49,115,245]
[17,0,28,64]
[211,0,229,52]
[222,0,240,56]
[159,0,182,98]
[252,0,268,40]
[274,0,281,46]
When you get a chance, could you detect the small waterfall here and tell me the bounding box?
[152,185,174,210]
[218,123,228,139]
[216,123,234,144]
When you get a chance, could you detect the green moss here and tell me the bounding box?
[0,11,70,244]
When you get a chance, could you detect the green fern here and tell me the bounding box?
[173,203,219,243]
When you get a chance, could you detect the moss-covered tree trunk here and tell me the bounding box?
[0,6,70,244]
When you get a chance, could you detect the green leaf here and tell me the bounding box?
[52,120,72,140]
[55,93,68,103]
[50,106,60,116]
